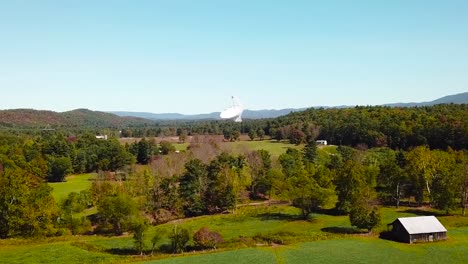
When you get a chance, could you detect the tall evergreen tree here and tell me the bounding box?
[179,159,208,216]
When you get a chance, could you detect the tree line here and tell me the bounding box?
[116,104,468,151]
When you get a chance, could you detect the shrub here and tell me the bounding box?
[169,226,190,253]
[349,204,381,232]
[132,220,148,255]
[193,227,224,250]
[69,217,92,235]
[253,231,295,245]
[151,232,164,255]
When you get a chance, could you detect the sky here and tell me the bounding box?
[0,0,467,114]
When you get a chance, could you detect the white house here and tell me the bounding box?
[96,135,108,140]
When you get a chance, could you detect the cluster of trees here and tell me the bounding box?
[1,127,467,239]
[89,140,468,234]
[0,135,60,238]
[20,132,133,181]
[131,225,223,255]
[0,132,182,238]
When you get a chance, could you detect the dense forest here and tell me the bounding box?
[121,104,468,150]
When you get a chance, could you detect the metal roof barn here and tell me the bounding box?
[388,216,447,243]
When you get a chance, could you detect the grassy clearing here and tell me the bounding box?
[224,140,303,157]
[0,204,466,264]
[84,205,466,254]
[174,143,189,151]
[141,226,468,264]
[122,137,335,157]
[223,140,337,157]
[0,240,121,264]
[141,248,276,264]
[49,173,96,201]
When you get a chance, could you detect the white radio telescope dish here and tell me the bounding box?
[220,96,244,122]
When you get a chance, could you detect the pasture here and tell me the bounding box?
[118,136,317,157]
[2,204,465,264]
[141,232,468,264]
[224,140,304,157]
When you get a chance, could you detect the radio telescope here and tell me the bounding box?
[220,96,244,122]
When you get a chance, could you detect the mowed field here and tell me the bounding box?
[48,173,96,201]
[141,231,468,264]
[1,204,467,264]
[120,135,334,158]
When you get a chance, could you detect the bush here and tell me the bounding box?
[69,217,93,235]
[150,232,164,255]
[349,204,381,232]
[169,226,190,253]
[193,227,224,250]
[253,231,295,245]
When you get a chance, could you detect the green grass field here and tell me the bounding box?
[122,136,334,158]
[49,173,95,201]
[141,231,468,264]
[0,241,121,264]
[224,140,303,157]
[86,205,464,252]
[0,204,467,264]
[171,139,305,157]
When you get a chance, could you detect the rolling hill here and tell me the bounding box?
[0,108,153,128]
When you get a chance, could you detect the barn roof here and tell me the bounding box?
[394,216,447,234]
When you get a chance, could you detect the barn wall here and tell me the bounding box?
[391,221,410,243]
[409,232,447,243]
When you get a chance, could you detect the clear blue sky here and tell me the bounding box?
[1,0,467,114]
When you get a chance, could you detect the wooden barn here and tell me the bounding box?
[388,216,447,244]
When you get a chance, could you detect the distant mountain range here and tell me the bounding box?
[112,92,468,120]
[0,92,466,128]
[383,92,468,107]
[110,108,307,121]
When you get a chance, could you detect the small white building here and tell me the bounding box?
[316,140,327,145]
[388,216,447,243]
[96,135,108,140]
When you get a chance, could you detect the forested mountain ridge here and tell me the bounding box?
[0,108,154,128]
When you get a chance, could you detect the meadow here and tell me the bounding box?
[48,173,95,201]
[141,231,468,264]
[119,136,317,157]
[1,204,466,264]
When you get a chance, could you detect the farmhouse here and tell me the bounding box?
[388,216,447,243]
